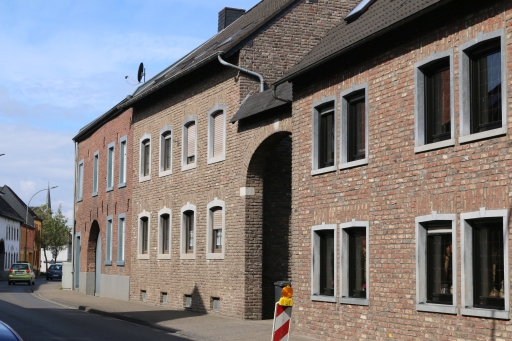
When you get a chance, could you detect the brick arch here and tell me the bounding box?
[87,220,100,272]
[243,130,292,319]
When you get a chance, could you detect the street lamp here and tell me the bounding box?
[24,186,58,262]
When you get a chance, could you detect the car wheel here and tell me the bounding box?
[46,277,49,281]
[12,282,15,285]
[50,278,53,281]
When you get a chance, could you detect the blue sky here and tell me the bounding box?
[0,0,259,221]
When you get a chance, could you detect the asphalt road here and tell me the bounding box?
[0,279,192,341]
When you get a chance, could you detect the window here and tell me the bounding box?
[340,84,369,168]
[182,116,198,171]
[312,96,336,175]
[159,126,173,177]
[138,212,150,259]
[92,151,99,196]
[415,212,457,314]
[459,30,506,143]
[414,51,455,153]
[117,214,126,266]
[105,216,112,265]
[180,203,196,259]
[340,220,369,305]
[311,223,336,302]
[106,142,115,191]
[207,199,225,259]
[461,209,509,319]
[158,208,171,259]
[77,159,84,202]
[119,136,127,187]
[207,104,226,164]
[139,134,151,181]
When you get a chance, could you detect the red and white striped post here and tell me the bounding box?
[271,285,294,341]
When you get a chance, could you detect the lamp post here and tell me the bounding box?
[25,186,58,263]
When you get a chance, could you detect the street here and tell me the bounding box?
[0,279,193,341]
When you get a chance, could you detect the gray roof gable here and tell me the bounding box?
[0,185,38,226]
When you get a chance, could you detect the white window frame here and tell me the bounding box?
[137,211,150,260]
[180,203,196,259]
[116,213,126,266]
[182,115,198,171]
[312,96,337,176]
[459,29,506,144]
[106,142,115,192]
[339,220,369,306]
[461,208,509,319]
[92,151,99,196]
[206,198,225,260]
[77,159,84,202]
[159,125,173,177]
[139,133,152,182]
[414,51,455,153]
[207,103,226,165]
[118,135,127,188]
[340,83,369,169]
[157,207,172,260]
[415,212,457,314]
[311,223,337,302]
[105,215,113,265]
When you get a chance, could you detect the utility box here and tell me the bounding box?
[274,280,292,303]
[61,262,72,290]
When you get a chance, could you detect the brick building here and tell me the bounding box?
[72,106,133,300]
[266,0,512,339]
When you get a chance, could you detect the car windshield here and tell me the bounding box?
[11,264,28,270]
[49,265,62,270]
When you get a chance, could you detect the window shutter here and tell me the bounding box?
[187,123,196,158]
[213,208,222,230]
[213,112,224,157]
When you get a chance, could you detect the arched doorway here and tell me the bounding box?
[244,132,292,319]
[87,221,101,296]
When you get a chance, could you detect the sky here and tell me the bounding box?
[0,0,260,223]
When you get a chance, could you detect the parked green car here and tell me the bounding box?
[8,263,35,286]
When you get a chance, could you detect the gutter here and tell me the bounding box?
[218,54,265,92]
[272,0,452,87]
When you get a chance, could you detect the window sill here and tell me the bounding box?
[339,158,368,170]
[461,307,509,320]
[104,260,112,266]
[416,303,457,314]
[181,163,197,172]
[206,252,224,260]
[310,295,336,303]
[159,169,172,177]
[207,155,225,165]
[106,186,114,193]
[180,253,195,260]
[157,254,171,260]
[137,254,149,260]
[92,192,98,197]
[311,165,336,176]
[459,127,506,144]
[76,198,83,203]
[115,261,125,266]
[340,297,369,306]
[139,175,151,183]
[414,139,455,153]
[118,182,126,189]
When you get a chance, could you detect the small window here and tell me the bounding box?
[92,152,99,196]
[77,159,84,202]
[106,142,115,191]
[141,290,147,302]
[105,216,112,265]
[138,214,150,259]
[185,211,194,253]
[208,104,226,164]
[161,292,168,304]
[163,133,171,170]
[207,199,225,259]
[311,224,336,302]
[184,294,192,308]
[159,127,173,177]
[117,214,126,266]
[139,133,151,181]
[211,297,220,312]
[119,136,127,187]
[182,116,198,171]
[186,123,196,165]
[212,208,222,253]
[312,97,336,175]
[180,203,196,259]
[161,214,170,254]
[461,209,509,319]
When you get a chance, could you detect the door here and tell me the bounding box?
[75,236,80,289]
[95,233,101,296]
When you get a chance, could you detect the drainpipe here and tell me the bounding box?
[218,54,265,92]
[71,141,77,290]
[271,84,292,103]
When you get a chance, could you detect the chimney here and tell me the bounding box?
[218,7,245,32]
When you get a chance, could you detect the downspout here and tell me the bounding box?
[71,141,77,290]
[218,54,265,92]
[271,84,292,103]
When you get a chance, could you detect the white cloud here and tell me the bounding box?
[19,181,35,195]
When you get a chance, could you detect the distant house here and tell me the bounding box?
[0,196,23,278]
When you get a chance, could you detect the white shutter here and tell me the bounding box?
[213,112,224,157]
[187,123,196,158]
[213,208,222,230]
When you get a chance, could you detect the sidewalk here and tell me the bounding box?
[34,281,318,341]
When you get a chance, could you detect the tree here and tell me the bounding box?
[33,204,71,269]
